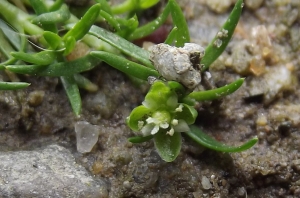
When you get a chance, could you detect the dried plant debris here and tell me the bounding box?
[149,43,205,89]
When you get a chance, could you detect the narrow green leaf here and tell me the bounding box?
[5,64,45,74]
[99,10,121,32]
[185,78,244,102]
[6,54,100,76]
[117,15,139,38]
[49,0,64,12]
[128,3,170,41]
[74,74,98,92]
[0,19,21,50]
[200,0,244,70]
[154,131,181,162]
[186,125,258,152]
[0,82,30,90]
[11,51,56,65]
[88,25,153,68]
[43,31,63,49]
[139,0,160,9]
[90,51,159,81]
[168,0,190,46]
[128,135,154,143]
[61,75,81,116]
[164,26,178,45]
[94,0,112,14]
[31,4,70,24]
[63,36,76,56]
[0,0,45,39]
[29,0,48,14]
[0,28,15,60]
[63,4,101,41]
[29,0,57,32]
[111,0,134,14]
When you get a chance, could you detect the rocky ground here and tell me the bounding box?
[1,0,300,197]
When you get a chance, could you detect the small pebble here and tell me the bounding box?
[201,176,212,190]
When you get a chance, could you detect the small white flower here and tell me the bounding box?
[141,111,171,136]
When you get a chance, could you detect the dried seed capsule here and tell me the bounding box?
[149,43,204,89]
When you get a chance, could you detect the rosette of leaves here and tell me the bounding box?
[127,80,197,162]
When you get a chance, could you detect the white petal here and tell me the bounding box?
[175,104,184,112]
[166,128,175,136]
[141,124,154,136]
[173,120,189,132]
[160,122,169,129]
[151,125,160,135]
[146,117,156,124]
[171,119,178,126]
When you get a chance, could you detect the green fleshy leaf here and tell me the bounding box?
[185,78,244,102]
[128,135,154,143]
[99,10,121,32]
[43,31,63,49]
[139,0,160,9]
[0,19,21,50]
[5,64,45,74]
[11,51,56,65]
[111,0,134,14]
[63,4,101,41]
[168,0,190,47]
[144,80,178,110]
[0,28,15,66]
[186,125,258,152]
[29,0,48,14]
[200,0,244,70]
[61,75,81,116]
[175,104,198,125]
[0,82,30,90]
[31,4,70,24]
[6,54,100,76]
[126,105,152,131]
[29,0,57,32]
[94,0,112,14]
[167,81,186,99]
[74,74,98,92]
[117,15,139,38]
[88,25,153,68]
[154,131,181,162]
[128,1,170,41]
[129,0,188,45]
[63,36,76,56]
[49,0,64,12]
[90,51,158,81]
[164,26,178,45]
